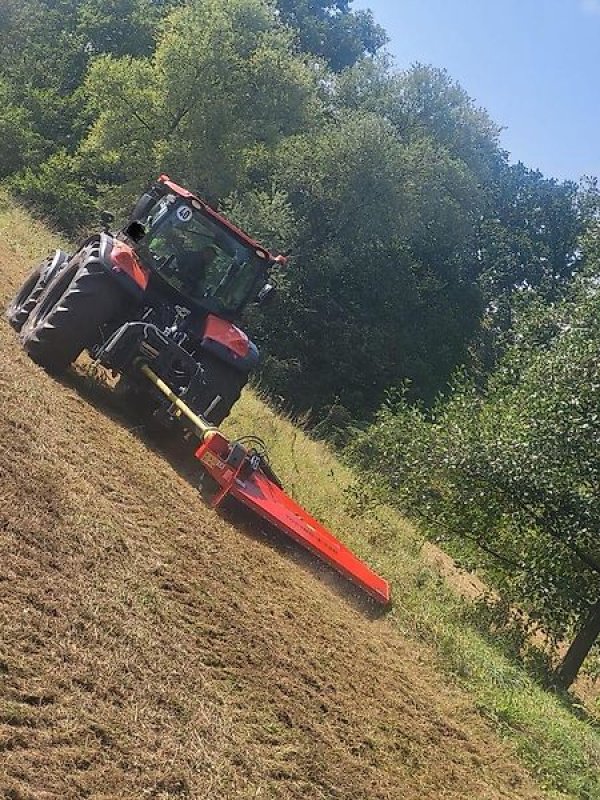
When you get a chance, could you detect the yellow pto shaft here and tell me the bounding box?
[139,363,218,442]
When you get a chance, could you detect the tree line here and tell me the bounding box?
[1,0,598,684]
[0,0,584,415]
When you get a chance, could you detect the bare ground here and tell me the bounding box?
[0,238,547,799]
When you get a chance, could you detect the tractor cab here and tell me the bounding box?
[122,176,281,320]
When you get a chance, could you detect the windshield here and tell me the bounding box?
[137,195,264,314]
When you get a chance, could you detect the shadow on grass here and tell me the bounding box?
[56,362,390,622]
[459,593,600,729]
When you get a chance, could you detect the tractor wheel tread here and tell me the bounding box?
[20,259,127,372]
[5,258,53,332]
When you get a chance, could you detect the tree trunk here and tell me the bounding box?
[555,598,600,689]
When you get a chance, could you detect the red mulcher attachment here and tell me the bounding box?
[138,364,390,605]
[195,431,391,605]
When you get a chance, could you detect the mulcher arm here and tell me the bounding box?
[141,365,391,606]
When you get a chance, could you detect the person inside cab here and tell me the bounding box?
[177,243,218,297]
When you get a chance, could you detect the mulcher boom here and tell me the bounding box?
[141,364,391,606]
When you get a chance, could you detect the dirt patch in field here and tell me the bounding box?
[0,249,545,799]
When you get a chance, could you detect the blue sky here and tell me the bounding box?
[352,0,599,182]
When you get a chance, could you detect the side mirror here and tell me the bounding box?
[257,283,276,306]
[130,192,156,222]
[100,210,115,231]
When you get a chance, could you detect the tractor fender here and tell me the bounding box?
[201,314,259,373]
[98,233,150,298]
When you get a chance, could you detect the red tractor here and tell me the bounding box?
[6,175,391,606]
[7,175,284,428]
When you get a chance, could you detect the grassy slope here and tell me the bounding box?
[0,194,596,799]
[229,398,600,800]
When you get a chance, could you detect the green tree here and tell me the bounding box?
[10,149,97,230]
[0,0,179,172]
[77,0,180,58]
[472,163,583,377]
[337,62,503,180]
[82,0,325,208]
[0,78,43,178]
[247,111,485,417]
[0,1,88,153]
[276,0,387,70]
[349,267,600,687]
[478,163,582,302]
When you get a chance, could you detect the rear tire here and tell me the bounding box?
[198,353,248,425]
[5,253,68,332]
[20,259,127,372]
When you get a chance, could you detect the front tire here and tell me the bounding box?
[20,259,127,372]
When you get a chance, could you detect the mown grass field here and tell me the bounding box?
[0,193,598,799]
